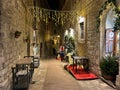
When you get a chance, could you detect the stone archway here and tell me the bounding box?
[100,4,120,88]
[100,6,115,58]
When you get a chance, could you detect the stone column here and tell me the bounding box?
[116,60,120,89]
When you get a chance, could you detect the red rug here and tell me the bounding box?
[66,65,98,80]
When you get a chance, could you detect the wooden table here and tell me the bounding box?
[16,58,34,74]
[72,56,89,73]
[17,58,32,65]
[17,58,35,82]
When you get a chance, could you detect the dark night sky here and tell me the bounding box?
[47,0,63,10]
[34,0,66,10]
[47,0,59,10]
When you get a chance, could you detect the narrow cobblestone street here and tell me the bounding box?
[0,0,120,90]
[29,58,117,90]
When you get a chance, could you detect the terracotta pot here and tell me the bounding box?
[102,74,116,81]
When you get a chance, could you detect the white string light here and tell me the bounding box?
[29,7,77,25]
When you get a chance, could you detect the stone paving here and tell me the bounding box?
[29,58,117,90]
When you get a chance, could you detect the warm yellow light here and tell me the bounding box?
[78,16,85,23]
[65,30,68,36]
[57,35,60,38]
[70,28,74,37]
[117,32,120,39]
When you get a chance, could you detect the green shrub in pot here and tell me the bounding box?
[100,55,119,80]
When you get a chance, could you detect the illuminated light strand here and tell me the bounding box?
[29,7,77,25]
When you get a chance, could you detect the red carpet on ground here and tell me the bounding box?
[66,65,98,80]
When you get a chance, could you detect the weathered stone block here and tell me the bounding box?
[0,68,7,77]
[116,75,120,88]
[0,78,9,90]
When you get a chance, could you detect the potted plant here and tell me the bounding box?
[15,31,21,38]
[100,55,119,81]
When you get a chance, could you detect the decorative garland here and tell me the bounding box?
[29,7,76,26]
[96,0,120,32]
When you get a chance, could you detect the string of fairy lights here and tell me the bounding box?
[28,7,77,25]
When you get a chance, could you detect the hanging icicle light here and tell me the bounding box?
[29,7,77,25]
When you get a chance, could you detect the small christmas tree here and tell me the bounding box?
[64,35,75,53]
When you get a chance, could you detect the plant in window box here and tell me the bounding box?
[15,31,21,38]
[100,55,119,81]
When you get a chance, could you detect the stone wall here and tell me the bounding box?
[0,0,120,89]
[0,0,33,89]
[86,6,101,75]
[75,0,120,87]
[116,61,120,89]
[74,0,106,75]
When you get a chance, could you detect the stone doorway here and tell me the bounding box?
[100,5,120,88]
[100,7,116,58]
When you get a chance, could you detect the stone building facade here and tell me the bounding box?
[0,0,34,89]
[74,0,120,88]
[74,0,106,75]
[0,0,120,90]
